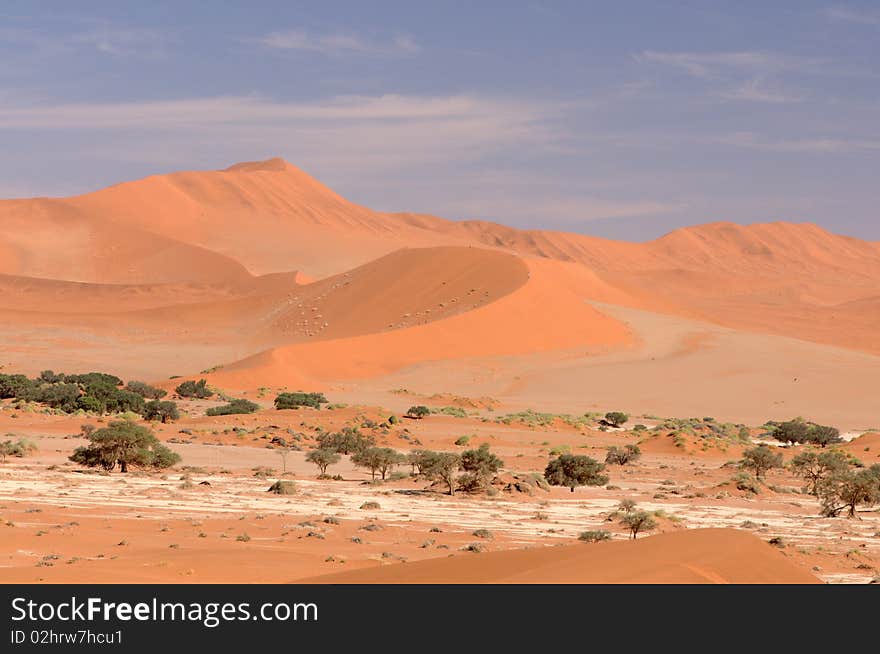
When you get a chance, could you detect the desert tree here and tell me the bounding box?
[143,400,180,423]
[618,498,637,513]
[125,381,167,400]
[621,510,658,539]
[604,411,629,428]
[544,454,609,492]
[69,420,180,473]
[351,447,404,481]
[816,465,880,519]
[739,445,783,480]
[459,443,504,490]
[422,451,462,496]
[789,450,852,496]
[405,405,430,420]
[305,448,341,476]
[317,427,375,454]
[605,444,641,465]
[175,379,213,399]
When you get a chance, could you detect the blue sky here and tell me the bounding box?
[1,1,878,240]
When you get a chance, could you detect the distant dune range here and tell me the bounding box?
[1,157,879,426]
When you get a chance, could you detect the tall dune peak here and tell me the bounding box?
[222,157,292,172]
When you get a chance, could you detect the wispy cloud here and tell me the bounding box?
[0,24,166,58]
[716,79,804,103]
[635,50,825,78]
[825,6,880,25]
[715,132,880,153]
[248,30,420,57]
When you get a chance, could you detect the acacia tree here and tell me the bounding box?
[459,443,504,490]
[605,444,641,465]
[544,454,609,492]
[739,445,783,480]
[305,448,341,476]
[422,451,461,496]
[604,412,629,428]
[69,420,180,473]
[817,465,880,519]
[621,510,658,539]
[143,400,180,423]
[405,405,430,419]
[790,450,852,496]
[351,447,404,480]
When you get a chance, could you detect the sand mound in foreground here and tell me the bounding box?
[299,528,819,584]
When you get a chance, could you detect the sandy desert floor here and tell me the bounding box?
[1,398,878,584]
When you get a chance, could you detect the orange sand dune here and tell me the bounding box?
[2,156,879,387]
[300,528,819,584]
[207,255,633,388]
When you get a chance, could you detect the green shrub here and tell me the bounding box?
[605,444,641,465]
[405,405,430,419]
[267,480,297,495]
[206,399,259,416]
[579,530,611,543]
[175,379,213,399]
[274,392,327,410]
[143,400,180,423]
[125,381,167,400]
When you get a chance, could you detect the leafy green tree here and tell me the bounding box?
[125,381,167,400]
[605,444,642,465]
[206,399,260,416]
[305,448,341,476]
[63,372,123,387]
[143,400,180,423]
[604,411,629,427]
[739,445,783,480]
[316,427,374,454]
[459,443,504,490]
[351,447,404,481]
[770,418,841,447]
[422,451,462,495]
[405,405,430,419]
[0,374,35,399]
[175,379,213,399]
[790,450,852,496]
[69,420,180,473]
[544,454,609,492]
[34,383,81,412]
[621,510,658,539]
[817,465,880,519]
[274,391,327,409]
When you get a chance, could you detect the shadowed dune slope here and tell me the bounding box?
[299,528,820,584]
[206,255,633,388]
